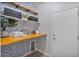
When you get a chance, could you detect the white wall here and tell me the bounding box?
[78,13,79,56]
[35,2,79,56]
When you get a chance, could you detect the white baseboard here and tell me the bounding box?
[23,50,36,57]
[23,49,51,57]
[36,49,51,57]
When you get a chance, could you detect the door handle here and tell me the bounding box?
[53,34,56,36]
[53,38,56,40]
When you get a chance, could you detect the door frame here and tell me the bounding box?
[50,7,79,57]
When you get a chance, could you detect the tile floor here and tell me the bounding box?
[26,50,48,57]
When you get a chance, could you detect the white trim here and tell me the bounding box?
[23,50,36,57]
[23,49,50,57]
[54,4,79,13]
[36,49,51,57]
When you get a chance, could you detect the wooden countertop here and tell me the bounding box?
[0,34,47,46]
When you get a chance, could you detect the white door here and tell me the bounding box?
[51,8,78,57]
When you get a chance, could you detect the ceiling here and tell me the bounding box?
[29,2,79,9]
[27,2,44,8]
